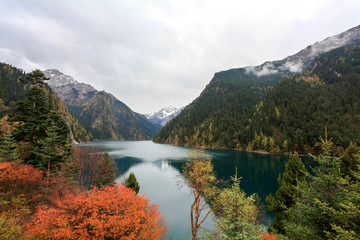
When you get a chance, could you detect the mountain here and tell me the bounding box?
[245,44,360,154]
[154,25,360,151]
[44,69,161,140]
[0,63,92,143]
[145,107,183,126]
[245,25,360,77]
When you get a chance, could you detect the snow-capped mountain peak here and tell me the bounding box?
[145,107,183,126]
[145,106,179,119]
[44,69,78,87]
[44,69,96,96]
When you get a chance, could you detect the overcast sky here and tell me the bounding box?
[1,0,359,113]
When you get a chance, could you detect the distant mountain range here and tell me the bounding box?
[144,106,183,126]
[3,25,360,148]
[154,25,360,153]
[44,69,161,141]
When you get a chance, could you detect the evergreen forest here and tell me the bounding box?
[155,44,360,156]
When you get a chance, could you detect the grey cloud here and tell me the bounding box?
[1,0,360,113]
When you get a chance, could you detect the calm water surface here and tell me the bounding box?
[84,141,296,240]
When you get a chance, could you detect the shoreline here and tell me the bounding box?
[152,141,315,157]
[154,141,289,156]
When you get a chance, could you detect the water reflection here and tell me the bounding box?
[82,141,304,239]
[121,162,214,240]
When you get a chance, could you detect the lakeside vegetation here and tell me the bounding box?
[0,69,359,239]
[1,32,360,239]
[182,140,360,239]
[0,70,167,239]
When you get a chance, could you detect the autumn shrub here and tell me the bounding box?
[26,184,168,240]
[261,232,288,240]
[0,162,47,239]
[0,161,76,207]
[0,162,45,206]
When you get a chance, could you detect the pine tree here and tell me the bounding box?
[35,114,72,178]
[12,87,50,146]
[9,70,71,171]
[19,69,49,87]
[210,169,262,240]
[284,132,360,239]
[124,172,140,194]
[340,142,360,181]
[327,156,360,239]
[266,152,306,234]
[0,126,20,162]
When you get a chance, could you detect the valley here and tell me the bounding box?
[1,14,360,239]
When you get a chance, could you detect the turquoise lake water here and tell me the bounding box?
[83,141,304,239]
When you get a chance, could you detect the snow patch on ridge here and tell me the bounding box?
[145,106,183,126]
[245,25,360,77]
[44,69,96,95]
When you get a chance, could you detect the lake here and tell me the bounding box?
[83,141,293,240]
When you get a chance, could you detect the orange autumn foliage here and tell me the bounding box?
[0,162,49,238]
[0,162,45,204]
[261,232,287,240]
[26,184,168,240]
[0,162,76,208]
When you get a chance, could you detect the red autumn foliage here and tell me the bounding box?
[0,162,45,204]
[26,184,168,240]
[0,162,77,208]
[261,232,286,240]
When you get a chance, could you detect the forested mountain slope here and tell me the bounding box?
[154,70,283,148]
[247,45,360,153]
[45,69,161,140]
[154,25,360,152]
[0,63,26,114]
[0,63,92,143]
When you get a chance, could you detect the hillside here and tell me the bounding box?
[154,70,282,148]
[246,45,360,153]
[0,63,26,114]
[44,69,161,140]
[0,63,92,143]
[154,25,360,151]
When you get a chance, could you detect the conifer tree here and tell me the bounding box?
[12,87,50,145]
[340,142,360,181]
[20,69,49,87]
[266,152,306,234]
[0,126,20,162]
[35,115,72,179]
[284,132,360,239]
[210,169,262,240]
[327,157,360,239]
[10,70,71,171]
[125,172,140,194]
